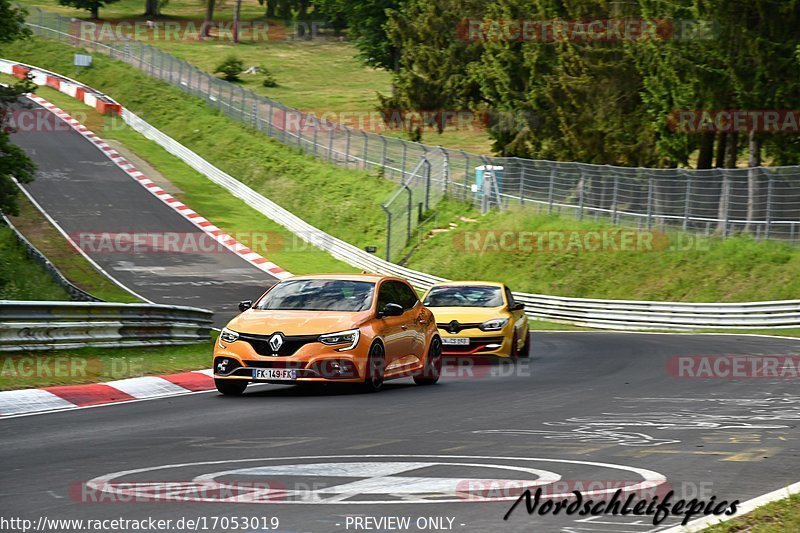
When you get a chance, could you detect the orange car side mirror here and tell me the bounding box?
[378,303,404,317]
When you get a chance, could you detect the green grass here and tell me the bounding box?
[405,207,800,302]
[0,225,71,301]
[7,190,139,302]
[18,0,494,153]
[0,342,214,390]
[702,494,800,532]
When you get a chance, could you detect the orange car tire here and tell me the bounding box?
[414,336,442,386]
[360,342,385,393]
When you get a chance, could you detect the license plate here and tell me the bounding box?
[442,337,470,346]
[252,368,296,381]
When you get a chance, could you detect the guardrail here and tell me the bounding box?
[0,301,214,351]
[1,213,102,302]
[7,59,800,331]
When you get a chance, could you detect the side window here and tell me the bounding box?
[376,282,397,310]
[505,287,516,308]
[394,282,419,310]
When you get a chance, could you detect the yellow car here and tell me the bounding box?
[421,281,529,358]
[213,274,442,395]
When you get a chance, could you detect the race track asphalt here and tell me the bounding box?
[9,98,278,326]
[2,332,800,533]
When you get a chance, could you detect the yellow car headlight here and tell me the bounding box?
[479,318,508,331]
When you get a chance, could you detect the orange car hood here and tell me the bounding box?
[227,309,371,336]
[427,306,508,324]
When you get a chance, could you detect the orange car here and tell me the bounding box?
[213,274,442,395]
[421,281,530,358]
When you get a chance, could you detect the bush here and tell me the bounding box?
[261,67,278,87]
[214,55,244,82]
[262,71,278,87]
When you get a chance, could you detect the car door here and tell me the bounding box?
[394,281,426,357]
[376,281,407,366]
[505,286,527,340]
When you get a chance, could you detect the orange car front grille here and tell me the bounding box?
[238,333,320,357]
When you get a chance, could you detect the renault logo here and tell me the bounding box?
[269,333,284,353]
[447,320,460,334]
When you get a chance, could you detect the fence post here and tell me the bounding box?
[327,124,335,161]
[405,185,413,240]
[646,175,654,229]
[344,128,351,165]
[441,146,449,196]
[401,142,408,181]
[424,158,432,211]
[683,172,692,231]
[312,120,319,156]
[577,166,585,220]
[462,150,470,203]
[266,101,274,137]
[382,205,392,262]
[362,131,369,170]
[611,172,619,224]
[381,137,388,175]
[765,172,774,239]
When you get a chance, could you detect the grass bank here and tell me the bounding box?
[405,207,800,302]
[0,224,70,301]
[702,493,800,532]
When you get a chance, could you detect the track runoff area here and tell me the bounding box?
[3,90,800,533]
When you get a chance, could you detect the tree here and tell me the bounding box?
[383,0,483,138]
[317,0,406,70]
[57,0,120,19]
[0,0,37,216]
[202,0,216,38]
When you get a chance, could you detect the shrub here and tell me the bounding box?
[214,55,244,82]
[262,68,278,87]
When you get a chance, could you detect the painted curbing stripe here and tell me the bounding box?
[0,389,76,416]
[161,371,215,392]
[45,383,136,407]
[104,376,193,399]
[0,370,219,419]
[23,91,292,281]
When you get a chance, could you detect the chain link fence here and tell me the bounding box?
[23,7,800,263]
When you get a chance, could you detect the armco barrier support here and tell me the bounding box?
[6,59,800,331]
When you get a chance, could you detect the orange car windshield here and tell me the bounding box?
[255,279,375,312]
[424,286,503,308]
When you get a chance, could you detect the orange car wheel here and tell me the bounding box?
[360,342,385,393]
[414,336,442,386]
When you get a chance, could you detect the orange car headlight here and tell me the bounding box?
[218,327,239,347]
[318,329,360,351]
